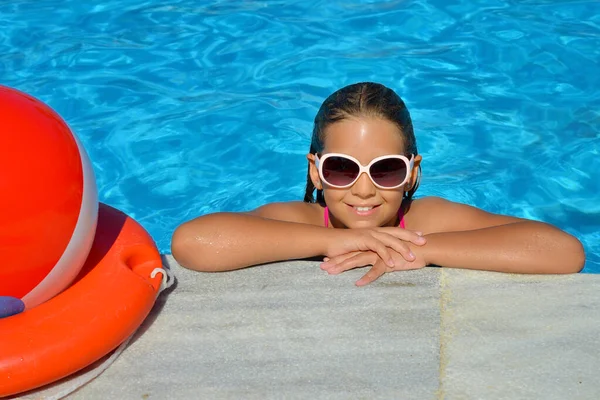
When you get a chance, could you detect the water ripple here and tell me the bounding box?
[1,0,598,272]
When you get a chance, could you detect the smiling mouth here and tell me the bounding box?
[348,204,380,213]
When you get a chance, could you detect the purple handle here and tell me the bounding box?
[0,296,25,318]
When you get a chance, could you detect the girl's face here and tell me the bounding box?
[308,116,421,229]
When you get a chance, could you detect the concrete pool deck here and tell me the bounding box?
[49,256,600,399]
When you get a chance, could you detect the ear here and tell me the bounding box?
[407,154,422,191]
[306,153,322,190]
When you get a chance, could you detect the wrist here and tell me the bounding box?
[320,224,342,256]
[410,236,432,266]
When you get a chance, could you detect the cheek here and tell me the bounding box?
[381,191,405,209]
[381,189,404,201]
[322,188,346,203]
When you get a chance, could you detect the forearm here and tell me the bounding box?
[171,213,329,271]
[416,221,585,274]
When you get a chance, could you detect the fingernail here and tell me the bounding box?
[408,251,415,259]
[323,257,330,262]
[387,258,395,267]
[416,231,423,236]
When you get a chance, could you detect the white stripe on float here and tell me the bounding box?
[21,132,98,309]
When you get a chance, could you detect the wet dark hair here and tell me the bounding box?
[303,82,420,214]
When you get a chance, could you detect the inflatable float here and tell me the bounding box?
[0,85,171,397]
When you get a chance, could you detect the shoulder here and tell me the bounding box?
[405,196,524,234]
[246,201,324,226]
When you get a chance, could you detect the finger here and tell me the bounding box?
[327,252,377,275]
[321,251,362,269]
[377,227,426,246]
[370,231,416,262]
[365,237,395,268]
[355,260,386,287]
[322,252,365,273]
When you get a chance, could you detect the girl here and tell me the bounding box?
[172,82,585,286]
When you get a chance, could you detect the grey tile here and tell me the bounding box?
[439,269,600,400]
[72,258,442,400]
[23,259,600,400]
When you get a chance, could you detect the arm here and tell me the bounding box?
[171,212,334,271]
[410,197,585,274]
[171,202,424,272]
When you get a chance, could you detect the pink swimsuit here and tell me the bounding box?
[323,206,406,228]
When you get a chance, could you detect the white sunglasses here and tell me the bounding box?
[315,153,414,189]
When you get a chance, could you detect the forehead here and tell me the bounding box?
[322,117,405,163]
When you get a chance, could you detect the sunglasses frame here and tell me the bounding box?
[314,152,414,190]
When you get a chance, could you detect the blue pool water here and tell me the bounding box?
[1,0,598,272]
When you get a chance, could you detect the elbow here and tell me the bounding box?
[571,236,586,273]
[170,224,195,270]
[559,234,586,274]
[171,223,214,272]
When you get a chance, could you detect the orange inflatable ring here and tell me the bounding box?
[0,202,164,397]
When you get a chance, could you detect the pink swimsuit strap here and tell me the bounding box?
[324,206,405,228]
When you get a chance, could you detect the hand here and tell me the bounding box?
[320,244,427,286]
[325,227,426,270]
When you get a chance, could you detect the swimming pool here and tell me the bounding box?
[2,0,598,272]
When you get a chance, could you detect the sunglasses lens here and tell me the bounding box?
[370,158,407,187]
[322,156,359,186]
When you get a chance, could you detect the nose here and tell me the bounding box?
[351,172,376,198]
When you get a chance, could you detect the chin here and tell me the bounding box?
[345,219,381,229]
